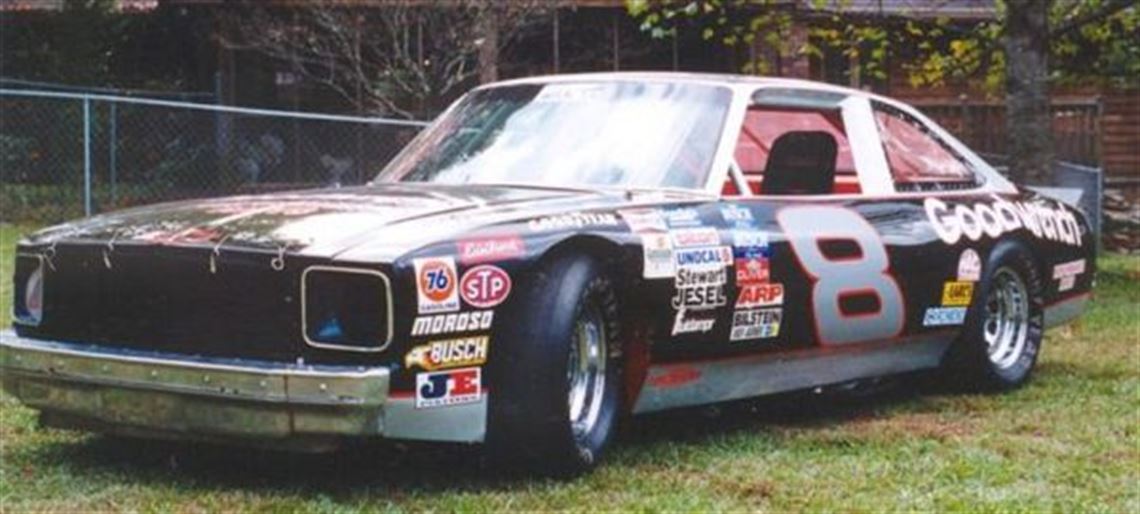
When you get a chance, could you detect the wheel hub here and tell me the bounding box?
[984,267,1030,370]
[567,304,607,442]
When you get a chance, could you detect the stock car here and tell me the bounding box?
[2,73,1094,475]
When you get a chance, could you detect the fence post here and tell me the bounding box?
[83,96,92,217]
[958,93,970,148]
[109,101,117,205]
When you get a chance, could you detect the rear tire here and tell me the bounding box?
[487,253,622,476]
[943,241,1044,391]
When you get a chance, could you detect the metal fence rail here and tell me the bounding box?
[0,89,428,224]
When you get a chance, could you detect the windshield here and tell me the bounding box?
[376,81,733,190]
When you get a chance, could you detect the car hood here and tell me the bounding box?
[23,183,647,260]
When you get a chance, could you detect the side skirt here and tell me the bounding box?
[633,335,954,414]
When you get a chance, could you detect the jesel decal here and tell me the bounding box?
[925,197,1083,247]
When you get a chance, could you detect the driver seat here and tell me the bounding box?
[760,131,838,195]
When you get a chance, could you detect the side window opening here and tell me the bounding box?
[873,102,979,192]
[724,107,860,196]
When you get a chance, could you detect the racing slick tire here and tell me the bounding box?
[487,253,623,476]
[943,241,1045,391]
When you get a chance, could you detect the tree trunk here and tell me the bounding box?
[477,11,499,84]
[1003,0,1054,185]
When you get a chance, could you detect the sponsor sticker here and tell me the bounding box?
[663,208,702,228]
[925,197,1083,247]
[957,248,981,281]
[941,281,975,306]
[1053,258,1086,292]
[731,229,770,259]
[672,310,716,335]
[415,367,482,408]
[736,282,784,308]
[414,257,459,314]
[457,236,525,264]
[641,232,676,279]
[672,266,728,310]
[528,212,619,232]
[730,308,782,341]
[674,246,732,269]
[671,227,721,248]
[411,310,494,336]
[923,306,967,326]
[647,366,702,388]
[460,264,511,308]
[734,257,771,285]
[619,208,668,233]
[720,205,754,226]
[405,336,489,371]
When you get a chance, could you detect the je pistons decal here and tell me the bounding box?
[411,310,494,336]
[405,336,489,371]
[414,257,459,314]
[416,367,482,408]
[460,264,511,308]
[672,309,716,335]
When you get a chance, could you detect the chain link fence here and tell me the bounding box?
[1,89,427,225]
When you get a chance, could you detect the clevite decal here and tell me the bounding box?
[941,281,975,307]
[641,232,676,279]
[457,236,525,264]
[528,212,619,232]
[414,257,460,314]
[923,306,967,326]
[957,248,982,281]
[405,336,490,371]
[925,197,1083,247]
[415,367,482,408]
[411,311,494,336]
[459,265,511,309]
[730,308,782,341]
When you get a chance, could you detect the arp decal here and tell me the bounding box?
[414,257,459,314]
[619,208,668,233]
[941,281,975,307]
[674,246,732,269]
[411,311,494,336]
[730,308,782,341]
[925,197,1083,247]
[457,237,525,264]
[736,282,784,308]
[459,265,511,308]
[672,310,716,335]
[405,336,489,371]
[923,307,967,326]
[415,367,482,408]
[528,212,619,232]
[1052,258,1087,292]
[672,266,728,310]
[670,227,721,248]
[957,248,982,281]
[641,232,676,279]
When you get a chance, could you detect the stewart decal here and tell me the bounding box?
[411,311,494,336]
[457,237,525,264]
[414,257,459,314]
[405,336,489,371]
[460,265,512,308]
[925,197,1083,247]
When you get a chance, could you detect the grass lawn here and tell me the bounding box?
[0,224,1137,511]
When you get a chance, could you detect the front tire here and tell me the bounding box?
[487,254,622,476]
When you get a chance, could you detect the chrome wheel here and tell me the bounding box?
[984,267,1030,370]
[567,302,607,442]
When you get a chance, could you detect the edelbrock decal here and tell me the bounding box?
[411,311,494,336]
[925,197,1083,247]
[923,307,967,326]
[730,308,782,341]
[416,367,482,408]
[641,232,676,279]
[528,212,619,232]
[672,310,716,335]
[1052,258,1086,292]
[405,336,489,371]
[414,257,459,314]
[957,248,982,281]
[457,236,525,264]
[460,264,511,308]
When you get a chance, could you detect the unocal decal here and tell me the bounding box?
[924,197,1082,247]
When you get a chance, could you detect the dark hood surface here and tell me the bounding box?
[23,183,639,259]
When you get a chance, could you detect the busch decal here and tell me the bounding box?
[641,232,676,279]
[411,311,494,336]
[671,227,721,248]
[923,307,967,326]
[925,197,1083,247]
[457,236,525,264]
[414,257,459,314]
[730,308,782,341]
[460,265,511,308]
[957,248,982,281]
[736,282,784,308]
[416,367,482,408]
[405,336,489,371]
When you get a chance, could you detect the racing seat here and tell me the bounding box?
[760,131,838,195]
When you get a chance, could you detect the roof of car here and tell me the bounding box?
[486,71,873,99]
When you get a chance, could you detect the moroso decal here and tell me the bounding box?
[411,311,494,336]
[414,257,459,314]
[671,227,721,248]
[457,237,525,264]
[941,281,974,306]
[734,257,770,285]
[1052,258,1086,292]
[925,197,1083,247]
[620,208,668,233]
[405,336,489,371]
[641,232,676,279]
[528,212,619,232]
[672,309,716,335]
[957,248,982,281]
[923,307,966,326]
[674,246,732,269]
[730,308,781,341]
[736,282,784,308]
[672,266,728,310]
[415,367,482,408]
[460,265,511,308]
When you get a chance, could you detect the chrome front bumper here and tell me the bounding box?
[0,331,486,450]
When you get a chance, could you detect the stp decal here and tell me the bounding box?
[414,257,459,314]
[925,197,1083,247]
[457,237,525,264]
[957,248,982,281]
[941,281,975,307]
[415,367,482,408]
[460,265,511,308]
[411,311,494,336]
[405,336,489,371]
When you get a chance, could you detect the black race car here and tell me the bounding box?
[2,73,1094,475]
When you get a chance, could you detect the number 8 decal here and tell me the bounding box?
[777,206,904,345]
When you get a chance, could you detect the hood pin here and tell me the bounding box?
[271,245,287,271]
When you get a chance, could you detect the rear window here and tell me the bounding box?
[873,102,978,191]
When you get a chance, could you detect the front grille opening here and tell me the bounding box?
[302,267,391,352]
[12,254,44,326]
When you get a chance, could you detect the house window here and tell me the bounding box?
[873,103,978,192]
